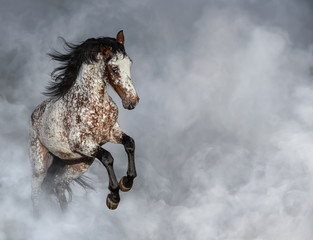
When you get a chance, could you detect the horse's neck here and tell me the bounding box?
[69,60,110,104]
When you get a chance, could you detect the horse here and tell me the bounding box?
[29,30,139,215]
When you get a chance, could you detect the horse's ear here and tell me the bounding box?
[100,44,111,60]
[116,30,124,45]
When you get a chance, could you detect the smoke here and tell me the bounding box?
[0,0,313,239]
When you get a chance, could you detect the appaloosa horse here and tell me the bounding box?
[29,31,139,214]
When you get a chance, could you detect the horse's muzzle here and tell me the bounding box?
[124,96,140,110]
[127,103,135,110]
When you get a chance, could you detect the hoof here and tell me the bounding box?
[119,176,133,192]
[106,194,119,210]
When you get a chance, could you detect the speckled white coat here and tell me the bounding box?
[29,51,139,211]
[31,53,137,160]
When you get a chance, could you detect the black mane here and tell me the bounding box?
[44,37,126,98]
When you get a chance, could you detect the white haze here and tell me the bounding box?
[0,0,313,239]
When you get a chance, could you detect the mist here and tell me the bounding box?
[1,0,313,239]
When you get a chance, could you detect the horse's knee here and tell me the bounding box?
[102,151,114,166]
[93,147,114,166]
[122,135,135,152]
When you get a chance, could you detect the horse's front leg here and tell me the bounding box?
[69,131,120,210]
[110,123,137,192]
[94,148,120,209]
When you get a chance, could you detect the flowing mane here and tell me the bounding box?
[44,37,126,98]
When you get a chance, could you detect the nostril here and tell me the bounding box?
[128,103,134,110]
[137,96,140,103]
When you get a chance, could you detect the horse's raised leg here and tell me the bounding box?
[53,158,93,211]
[119,134,137,192]
[110,123,137,192]
[68,130,121,210]
[29,132,51,216]
[94,148,120,210]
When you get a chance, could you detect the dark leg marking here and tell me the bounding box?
[94,148,120,210]
[119,134,137,192]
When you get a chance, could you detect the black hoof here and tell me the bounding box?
[106,193,120,210]
[119,176,133,192]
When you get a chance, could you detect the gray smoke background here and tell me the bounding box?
[1,0,313,239]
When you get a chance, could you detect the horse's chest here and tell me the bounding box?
[75,101,118,141]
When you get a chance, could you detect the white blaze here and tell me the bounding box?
[109,53,137,98]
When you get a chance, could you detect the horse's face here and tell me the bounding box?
[100,31,139,110]
[106,53,139,110]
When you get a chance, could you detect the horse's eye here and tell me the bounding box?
[112,68,119,74]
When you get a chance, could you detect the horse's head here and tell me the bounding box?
[100,31,139,110]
